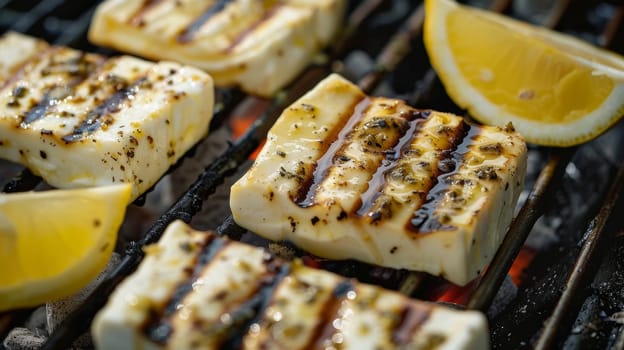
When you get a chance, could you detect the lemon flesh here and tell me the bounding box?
[424,0,624,146]
[0,184,131,311]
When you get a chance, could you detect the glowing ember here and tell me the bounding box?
[302,255,322,269]
[428,278,480,306]
[508,246,536,286]
[429,246,537,305]
[230,98,270,160]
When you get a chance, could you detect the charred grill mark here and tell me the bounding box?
[144,241,288,348]
[357,110,428,218]
[302,280,354,350]
[0,46,56,92]
[219,262,290,350]
[225,5,283,53]
[20,54,108,126]
[295,97,370,207]
[391,303,433,346]
[61,76,148,143]
[128,0,167,27]
[177,0,234,43]
[21,93,61,125]
[142,236,224,344]
[407,123,479,234]
[39,52,103,78]
[187,269,280,347]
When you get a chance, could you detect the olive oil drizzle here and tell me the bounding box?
[177,0,234,43]
[356,110,428,218]
[407,123,479,233]
[296,97,371,207]
[20,54,108,126]
[142,236,223,344]
[61,76,148,143]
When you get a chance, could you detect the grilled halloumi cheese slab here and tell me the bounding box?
[93,220,490,350]
[88,0,346,97]
[0,32,214,201]
[230,74,527,286]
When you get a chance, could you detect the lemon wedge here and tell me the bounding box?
[424,0,624,146]
[0,184,131,311]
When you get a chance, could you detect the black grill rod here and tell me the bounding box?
[11,0,65,34]
[40,1,391,348]
[216,0,430,238]
[465,0,575,311]
[409,0,512,108]
[358,0,513,107]
[534,160,624,348]
[395,0,514,297]
[601,4,624,49]
[38,77,307,349]
[542,0,572,30]
[467,147,576,311]
[330,0,385,56]
[2,168,41,193]
[0,0,100,192]
[533,7,624,349]
[53,3,100,46]
[357,4,425,93]
[0,88,244,196]
[617,319,624,350]
[1,3,105,193]
[0,0,386,195]
[215,215,246,240]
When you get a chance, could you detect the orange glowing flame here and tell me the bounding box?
[508,246,536,286]
[431,245,537,305]
[429,278,480,306]
[230,98,270,160]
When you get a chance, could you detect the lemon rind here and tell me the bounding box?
[472,7,624,80]
[0,184,130,311]
[424,0,624,147]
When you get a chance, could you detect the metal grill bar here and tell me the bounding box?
[216,2,432,296]
[534,156,624,348]
[39,1,392,348]
[52,3,100,46]
[542,0,571,30]
[467,148,575,311]
[532,5,624,347]
[410,0,511,109]
[395,0,513,297]
[601,4,624,48]
[2,169,40,193]
[466,0,574,311]
[0,0,102,191]
[357,4,424,93]
[11,0,64,33]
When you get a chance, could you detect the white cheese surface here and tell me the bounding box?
[93,221,490,350]
[88,0,346,96]
[0,32,214,201]
[231,73,527,285]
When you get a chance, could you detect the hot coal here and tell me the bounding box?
[562,212,624,349]
[490,123,624,349]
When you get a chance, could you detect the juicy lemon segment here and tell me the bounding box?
[424,0,624,146]
[0,184,131,311]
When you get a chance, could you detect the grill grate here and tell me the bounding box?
[1,1,624,349]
